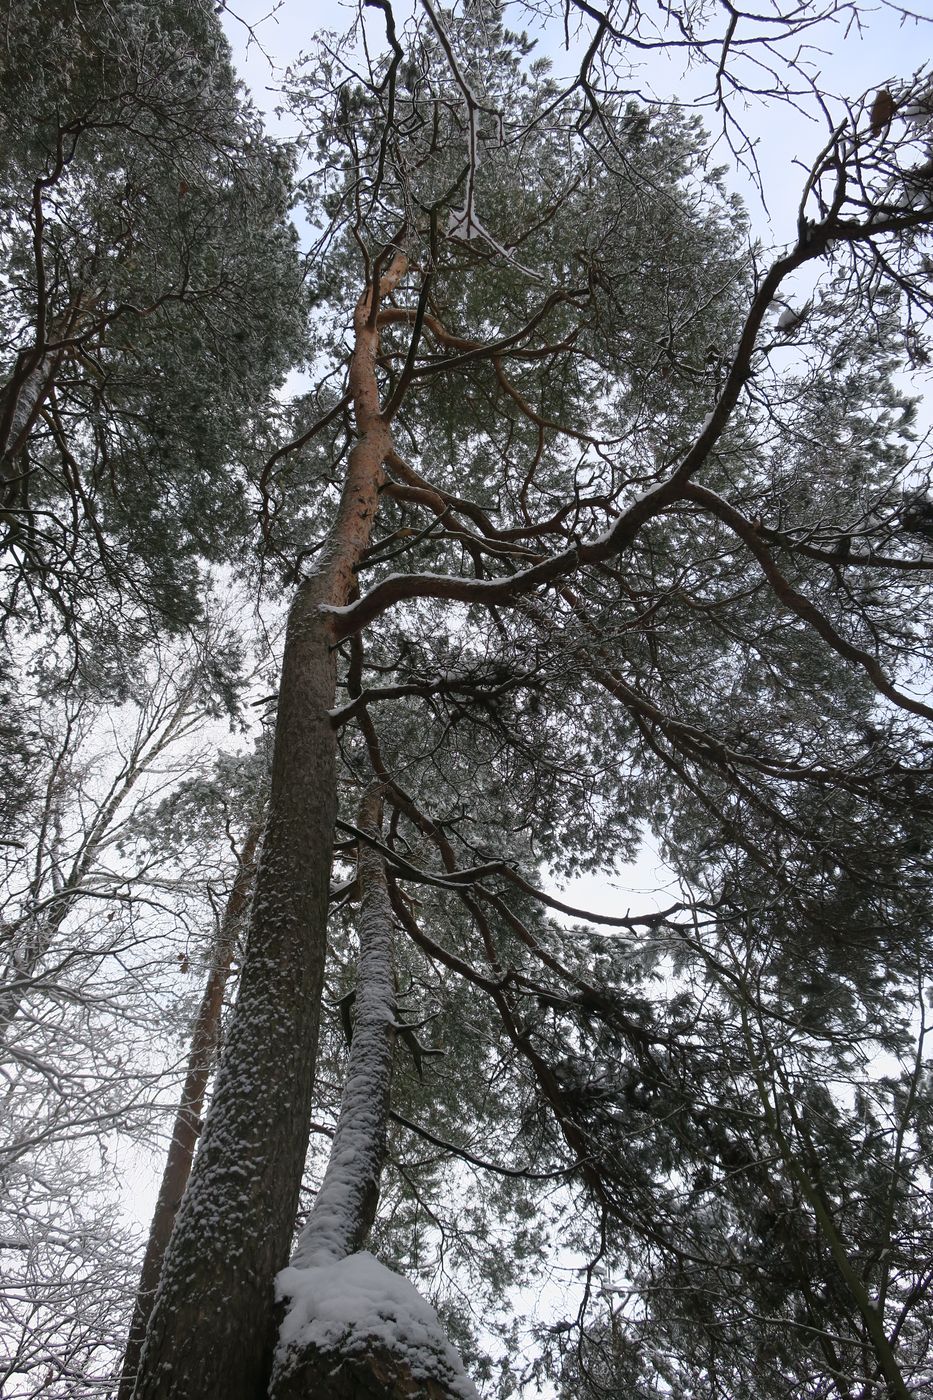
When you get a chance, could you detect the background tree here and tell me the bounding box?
[0,615,265,1398]
[0,0,303,645]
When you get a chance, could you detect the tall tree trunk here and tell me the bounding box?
[130,250,408,1400]
[283,788,396,1274]
[268,792,476,1400]
[118,821,261,1400]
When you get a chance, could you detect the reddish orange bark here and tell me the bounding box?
[130,250,408,1400]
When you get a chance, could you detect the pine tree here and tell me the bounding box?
[0,0,303,643]
[130,3,933,1397]
[3,1,933,1397]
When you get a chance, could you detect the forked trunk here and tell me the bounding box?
[269,794,476,1400]
[129,251,408,1400]
[281,788,397,1276]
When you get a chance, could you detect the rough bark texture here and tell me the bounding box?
[270,1345,468,1400]
[118,823,261,1400]
[287,788,396,1272]
[269,792,479,1400]
[268,795,397,1400]
[129,251,408,1400]
[0,347,60,480]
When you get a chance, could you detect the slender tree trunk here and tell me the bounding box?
[130,250,408,1400]
[269,792,475,1400]
[118,822,261,1400]
[284,788,396,1275]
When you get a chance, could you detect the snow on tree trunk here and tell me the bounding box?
[130,251,408,1400]
[271,1254,479,1400]
[0,347,60,477]
[288,789,396,1272]
[118,822,261,1400]
[269,791,477,1400]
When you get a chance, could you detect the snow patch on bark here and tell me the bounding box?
[275,1251,480,1399]
[289,824,396,1268]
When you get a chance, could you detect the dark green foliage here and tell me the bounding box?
[0,0,304,641]
[268,7,933,1393]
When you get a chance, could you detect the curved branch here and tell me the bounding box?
[685,482,933,722]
